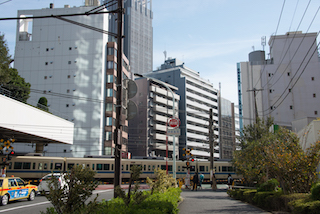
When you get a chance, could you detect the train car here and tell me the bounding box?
[3,156,240,184]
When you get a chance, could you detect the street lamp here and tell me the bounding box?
[134,73,177,180]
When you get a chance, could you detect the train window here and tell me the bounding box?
[87,164,90,168]
[199,166,204,172]
[219,166,221,172]
[121,165,124,170]
[68,163,74,170]
[8,162,12,170]
[38,163,43,170]
[55,163,62,170]
[178,166,180,172]
[143,165,146,171]
[23,162,31,169]
[44,163,48,170]
[148,165,151,171]
[32,162,36,169]
[126,165,128,171]
[222,166,227,172]
[92,164,94,170]
[50,163,53,170]
[97,164,103,170]
[111,164,114,171]
[228,167,233,172]
[206,166,208,172]
[160,165,166,170]
[104,164,110,170]
[14,162,22,169]
[152,165,155,170]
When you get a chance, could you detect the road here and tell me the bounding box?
[0,189,114,214]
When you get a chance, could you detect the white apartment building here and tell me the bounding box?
[144,58,219,160]
[128,78,180,158]
[13,3,130,157]
[238,31,320,129]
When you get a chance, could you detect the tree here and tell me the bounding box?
[0,33,31,102]
[233,117,320,194]
[43,165,99,214]
[37,97,49,111]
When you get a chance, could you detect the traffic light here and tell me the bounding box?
[191,158,195,162]
[8,150,15,160]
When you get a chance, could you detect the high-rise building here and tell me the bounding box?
[106,0,153,75]
[237,31,320,129]
[141,58,219,160]
[219,98,238,159]
[13,3,130,157]
[128,78,180,158]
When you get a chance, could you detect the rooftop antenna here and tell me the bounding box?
[261,36,266,51]
[163,50,167,61]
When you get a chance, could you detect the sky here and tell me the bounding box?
[1,0,320,104]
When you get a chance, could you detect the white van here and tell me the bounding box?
[38,173,67,194]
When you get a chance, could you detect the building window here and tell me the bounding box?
[44,76,47,79]
[106,103,113,111]
[107,75,113,83]
[290,105,293,110]
[269,89,272,93]
[69,47,72,50]
[50,61,53,64]
[315,111,318,115]
[313,93,316,98]
[68,75,70,78]
[312,77,315,81]
[46,48,49,51]
[106,89,113,97]
[66,104,69,107]
[287,72,290,76]
[106,117,113,126]
[107,61,114,69]
[289,89,291,92]
[106,132,112,140]
[45,62,48,65]
[67,89,70,93]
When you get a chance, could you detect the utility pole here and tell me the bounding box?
[247,88,263,123]
[209,108,216,190]
[114,0,124,198]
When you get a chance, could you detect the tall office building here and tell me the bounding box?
[128,78,180,158]
[219,98,238,159]
[13,3,130,157]
[106,0,153,75]
[142,58,219,160]
[238,31,320,129]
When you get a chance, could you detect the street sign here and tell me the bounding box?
[167,128,180,136]
[168,118,180,128]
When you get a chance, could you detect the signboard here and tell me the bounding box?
[167,128,180,136]
[168,118,180,128]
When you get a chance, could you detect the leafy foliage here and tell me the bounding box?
[311,182,320,201]
[147,168,176,194]
[42,165,99,214]
[257,179,280,192]
[37,97,49,111]
[115,165,149,206]
[233,117,320,194]
[0,33,31,102]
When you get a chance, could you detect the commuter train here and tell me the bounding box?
[3,155,240,183]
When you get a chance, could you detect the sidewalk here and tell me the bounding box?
[178,184,271,214]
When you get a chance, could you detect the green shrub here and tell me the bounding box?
[243,189,257,203]
[288,198,320,214]
[311,182,320,201]
[253,192,276,208]
[99,188,181,214]
[257,179,279,192]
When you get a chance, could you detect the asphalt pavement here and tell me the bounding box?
[178,185,271,214]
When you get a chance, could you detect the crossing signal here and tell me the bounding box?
[191,158,195,162]
[186,161,190,167]
[8,150,15,160]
